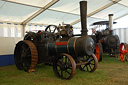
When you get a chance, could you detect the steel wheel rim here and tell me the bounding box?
[14,41,31,71]
[53,53,76,80]
[79,54,98,72]
[96,44,100,61]
[22,43,31,71]
[14,40,38,72]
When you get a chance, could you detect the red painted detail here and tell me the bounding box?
[126,44,128,50]
[96,44,100,61]
[56,42,67,45]
[39,32,42,34]
[99,40,103,43]
[119,43,128,62]
[119,43,125,62]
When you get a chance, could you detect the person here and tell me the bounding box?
[92,28,96,34]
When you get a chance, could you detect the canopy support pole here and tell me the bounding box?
[22,24,26,37]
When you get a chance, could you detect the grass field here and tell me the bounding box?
[0,54,128,85]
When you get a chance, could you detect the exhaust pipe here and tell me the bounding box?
[80,1,88,36]
[109,14,113,31]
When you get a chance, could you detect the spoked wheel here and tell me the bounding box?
[119,43,125,62]
[119,43,128,62]
[14,40,38,72]
[96,43,103,62]
[79,54,98,72]
[124,44,128,61]
[53,53,76,80]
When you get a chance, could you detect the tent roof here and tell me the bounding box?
[0,0,128,28]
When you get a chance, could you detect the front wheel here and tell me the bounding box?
[79,54,98,72]
[95,43,103,62]
[119,43,128,62]
[53,53,76,80]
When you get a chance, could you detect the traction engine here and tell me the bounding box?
[90,14,120,61]
[14,1,98,79]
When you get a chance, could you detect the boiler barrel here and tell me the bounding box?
[46,36,94,56]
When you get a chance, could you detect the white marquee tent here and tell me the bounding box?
[1,0,128,65]
[0,0,128,37]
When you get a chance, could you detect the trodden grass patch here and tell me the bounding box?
[0,54,128,85]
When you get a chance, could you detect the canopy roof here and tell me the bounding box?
[0,0,128,28]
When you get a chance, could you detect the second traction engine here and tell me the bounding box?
[90,14,120,61]
[14,1,98,80]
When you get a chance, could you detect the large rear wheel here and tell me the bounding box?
[14,40,38,72]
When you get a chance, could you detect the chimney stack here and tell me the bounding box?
[80,1,88,36]
[109,14,113,30]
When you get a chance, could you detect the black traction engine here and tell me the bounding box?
[90,14,120,59]
[14,1,98,79]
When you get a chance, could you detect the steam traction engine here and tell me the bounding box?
[90,14,120,60]
[14,1,98,79]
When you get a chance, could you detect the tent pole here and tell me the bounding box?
[22,24,26,37]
